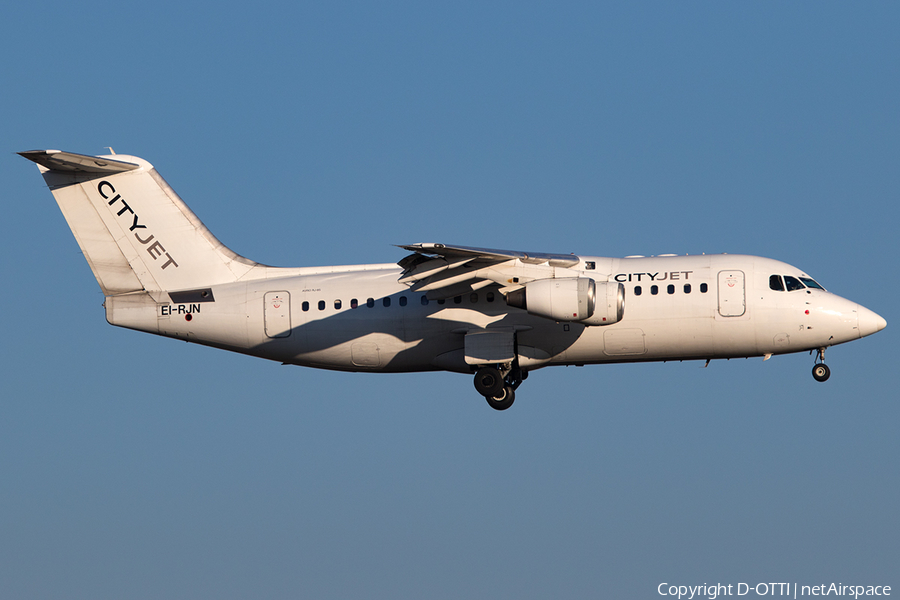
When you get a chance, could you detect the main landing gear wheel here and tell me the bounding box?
[812,363,831,382]
[485,386,515,411]
[474,367,505,397]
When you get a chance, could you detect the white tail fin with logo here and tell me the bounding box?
[20,150,265,295]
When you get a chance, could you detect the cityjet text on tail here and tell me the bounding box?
[20,149,887,410]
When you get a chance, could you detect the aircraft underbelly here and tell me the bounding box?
[556,317,712,363]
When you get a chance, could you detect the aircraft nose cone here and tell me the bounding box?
[858,305,887,338]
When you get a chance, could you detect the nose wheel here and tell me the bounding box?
[812,363,831,382]
[811,347,831,382]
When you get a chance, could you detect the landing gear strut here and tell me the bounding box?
[475,365,526,411]
[812,347,831,382]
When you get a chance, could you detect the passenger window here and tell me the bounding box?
[684,284,691,294]
[470,293,478,303]
[634,286,642,296]
[383,297,391,307]
[700,283,708,293]
[399,296,407,307]
[651,285,658,295]
[437,298,445,305]
[769,275,785,291]
[420,295,429,306]
[366,298,375,308]
[302,301,309,312]
[486,292,495,302]
[350,298,358,309]
[318,300,325,311]
[334,299,342,310]
[454,296,462,304]
[799,276,825,290]
[784,276,805,292]
[667,284,675,295]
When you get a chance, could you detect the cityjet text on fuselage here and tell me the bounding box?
[97,180,179,270]
[614,271,693,283]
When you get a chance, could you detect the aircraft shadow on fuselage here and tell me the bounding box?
[249,288,587,372]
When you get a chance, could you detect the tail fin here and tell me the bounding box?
[20,150,263,295]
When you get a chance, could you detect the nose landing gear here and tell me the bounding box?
[812,347,831,382]
[474,365,525,411]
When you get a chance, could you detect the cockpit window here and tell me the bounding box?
[784,275,805,292]
[799,276,825,290]
[769,275,785,291]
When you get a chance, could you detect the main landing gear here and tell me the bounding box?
[812,347,831,382]
[474,365,526,411]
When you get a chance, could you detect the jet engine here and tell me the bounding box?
[506,278,624,326]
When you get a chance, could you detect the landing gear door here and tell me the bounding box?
[264,291,292,338]
[464,330,515,366]
[717,271,746,317]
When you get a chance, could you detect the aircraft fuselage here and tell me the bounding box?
[106,253,879,374]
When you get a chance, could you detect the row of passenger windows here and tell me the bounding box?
[769,274,824,292]
[300,276,816,311]
[301,291,498,312]
[633,283,708,296]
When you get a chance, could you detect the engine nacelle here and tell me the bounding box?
[506,278,624,325]
[580,280,625,326]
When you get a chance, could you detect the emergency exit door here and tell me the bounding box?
[717,271,745,317]
[264,291,292,338]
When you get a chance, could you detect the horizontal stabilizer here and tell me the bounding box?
[18,150,139,174]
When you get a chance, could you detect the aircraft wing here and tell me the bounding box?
[396,243,580,300]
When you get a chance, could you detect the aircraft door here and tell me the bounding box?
[717,271,746,317]
[264,291,292,338]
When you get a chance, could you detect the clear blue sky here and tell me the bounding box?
[2,2,897,598]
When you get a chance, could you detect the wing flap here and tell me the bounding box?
[398,255,477,285]
[397,243,579,267]
[397,243,581,297]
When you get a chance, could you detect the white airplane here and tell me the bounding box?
[21,149,887,410]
